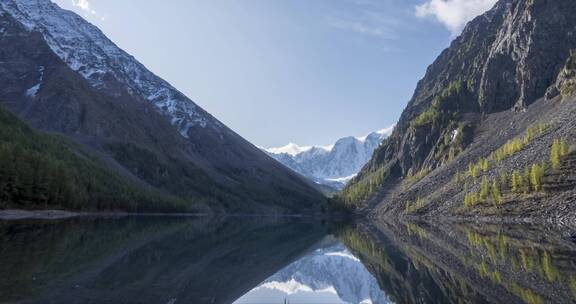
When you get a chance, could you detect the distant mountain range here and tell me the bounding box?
[264,125,395,189]
[0,0,327,213]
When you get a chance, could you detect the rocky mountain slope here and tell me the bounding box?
[0,0,327,214]
[266,127,394,189]
[339,0,576,222]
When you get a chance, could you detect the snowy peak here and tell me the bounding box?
[264,125,395,189]
[0,0,216,138]
[267,143,313,157]
[265,143,334,157]
[356,124,395,142]
[376,124,396,136]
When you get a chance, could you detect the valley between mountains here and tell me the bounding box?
[1,0,576,231]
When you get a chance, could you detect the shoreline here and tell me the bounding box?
[0,209,212,220]
[0,209,344,221]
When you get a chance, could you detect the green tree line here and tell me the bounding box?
[0,105,193,213]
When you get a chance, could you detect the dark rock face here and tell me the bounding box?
[0,4,327,213]
[410,0,576,114]
[342,0,576,208]
[546,50,576,101]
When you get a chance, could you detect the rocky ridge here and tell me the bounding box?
[340,0,576,223]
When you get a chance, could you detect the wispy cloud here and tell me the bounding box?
[329,19,391,38]
[415,0,497,35]
[326,2,404,40]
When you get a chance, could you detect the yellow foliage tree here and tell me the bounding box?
[530,164,544,192]
[511,170,522,194]
[480,176,490,200]
[479,158,489,172]
[551,139,561,169]
[491,180,503,205]
[523,166,531,194]
[468,163,478,179]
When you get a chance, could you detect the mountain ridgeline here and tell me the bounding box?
[0,0,328,214]
[340,0,576,221]
[265,128,392,190]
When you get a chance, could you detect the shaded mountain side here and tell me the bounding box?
[0,2,328,213]
[0,217,329,304]
[0,104,196,213]
[339,0,576,217]
[341,220,576,304]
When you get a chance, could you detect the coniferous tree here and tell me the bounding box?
[530,164,544,192]
[491,180,502,205]
[511,170,522,194]
[499,171,508,191]
[551,139,561,169]
[561,139,569,156]
[523,165,531,194]
[480,176,490,201]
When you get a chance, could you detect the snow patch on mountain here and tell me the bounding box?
[265,125,395,189]
[25,66,44,97]
[356,125,396,141]
[266,143,334,157]
[326,174,357,184]
[1,0,214,137]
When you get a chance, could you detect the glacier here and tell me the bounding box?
[265,125,395,189]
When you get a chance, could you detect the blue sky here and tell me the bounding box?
[52,0,496,148]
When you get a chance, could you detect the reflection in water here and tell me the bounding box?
[234,242,392,304]
[0,217,330,304]
[341,221,576,304]
[2,216,576,304]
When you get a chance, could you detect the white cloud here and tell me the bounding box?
[415,0,497,35]
[71,0,96,15]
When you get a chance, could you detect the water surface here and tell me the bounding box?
[1,216,576,303]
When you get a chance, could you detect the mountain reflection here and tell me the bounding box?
[234,242,392,304]
[0,217,329,304]
[341,220,576,304]
[2,217,576,304]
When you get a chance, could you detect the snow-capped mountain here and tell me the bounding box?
[0,0,327,213]
[234,243,392,304]
[265,125,395,189]
[0,0,215,138]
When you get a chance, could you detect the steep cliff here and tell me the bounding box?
[340,0,576,218]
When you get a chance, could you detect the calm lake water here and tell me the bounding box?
[1,216,576,304]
